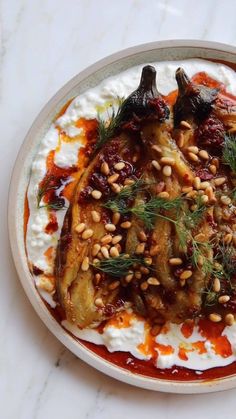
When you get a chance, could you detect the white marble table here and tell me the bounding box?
[1,0,236,417]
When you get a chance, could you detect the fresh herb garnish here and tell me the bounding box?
[37,175,67,211]
[223,133,236,172]
[92,254,144,277]
[95,97,125,151]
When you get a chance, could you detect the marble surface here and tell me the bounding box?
[1,0,236,417]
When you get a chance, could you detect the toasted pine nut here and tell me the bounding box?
[180,120,191,129]
[182,186,193,193]
[180,270,192,280]
[94,298,104,307]
[135,243,146,254]
[110,246,120,258]
[81,256,89,271]
[193,177,201,190]
[220,195,231,205]
[187,146,199,154]
[135,271,142,279]
[162,165,172,176]
[140,266,150,274]
[109,280,120,290]
[114,162,125,171]
[91,210,101,223]
[138,231,147,242]
[147,277,160,285]
[82,229,94,240]
[201,194,209,203]
[101,234,113,244]
[205,186,216,203]
[144,257,152,265]
[209,164,217,175]
[94,273,101,285]
[140,281,149,291]
[169,258,183,266]
[92,243,101,257]
[100,161,110,175]
[121,221,132,229]
[198,255,204,266]
[160,157,175,166]
[111,183,121,193]
[75,223,86,234]
[101,246,110,259]
[200,181,210,189]
[194,233,205,242]
[214,177,226,186]
[180,279,186,287]
[91,190,102,200]
[150,245,159,256]
[225,313,234,326]
[105,223,116,232]
[151,144,162,153]
[115,243,122,253]
[108,173,119,184]
[178,132,184,148]
[188,152,199,162]
[152,160,161,171]
[213,277,221,293]
[124,178,135,186]
[212,157,219,168]
[112,235,122,245]
[158,191,170,199]
[218,295,230,304]
[199,150,209,160]
[209,313,222,323]
[112,212,121,225]
[125,272,134,283]
[223,233,233,244]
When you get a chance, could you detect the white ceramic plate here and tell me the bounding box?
[8,40,236,393]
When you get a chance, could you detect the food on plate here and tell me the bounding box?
[25,59,236,380]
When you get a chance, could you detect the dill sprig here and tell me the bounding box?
[222,133,236,172]
[37,175,67,211]
[95,97,125,151]
[92,254,144,278]
[182,195,206,229]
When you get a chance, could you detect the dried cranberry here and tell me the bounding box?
[90,172,110,197]
[78,186,93,203]
[195,168,213,180]
[32,266,44,276]
[148,97,169,121]
[195,115,225,152]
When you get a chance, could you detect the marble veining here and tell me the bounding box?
[1,0,236,418]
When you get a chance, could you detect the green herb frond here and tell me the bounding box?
[223,133,236,173]
[92,254,144,278]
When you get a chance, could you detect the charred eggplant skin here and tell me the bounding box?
[120,65,170,125]
[174,67,219,127]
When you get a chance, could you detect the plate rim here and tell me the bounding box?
[8,39,236,394]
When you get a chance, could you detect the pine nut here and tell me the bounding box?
[135,243,146,254]
[92,243,101,257]
[81,256,89,271]
[193,177,201,190]
[115,243,122,253]
[112,212,121,225]
[93,258,100,265]
[109,280,120,290]
[220,195,231,205]
[188,152,199,162]
[209,313,222,323]
[162,165,172,176]
[160,157,175,166]
[108,173,119,184]
[100,161,110,175]
[180,120,191,129]
[152,160,161,171]
[212,157,219,168]
[91,210,101,223]
[140,281,149,291]
[75,223,86,234]
[187,146,199,154]
[169,258,183,266]
[201,194,209,203]
[101,246,110,259]
[91,190,102,199]
[94,273,101,285]
[94,298,104,307]
[111,183,121,193]
[214,177,226,186]
[180,279,186,287]
[209,164,217,175]
[182,186,193,193]
[147,277,160,285]
[125,272,134,283]
[135,271,142,279]
[205,186,216,203]
[213,277,221,293]
[124,178,135,186]
[140,266,150,274]
[178,132,184,148]
[112,235,122,245]
[105,223,116,232]
[121,221,132,229]
[194,233,205,242]
[158,191,170,199]
[218,295,230,304]
[223,233,233,244]
[180,270,192,280]
[138,231,147,242]
[114,162,125,171]
[200,181,210,189]
[101,234,113,244]
[151,144,162,153]
[150,245,160,256]
[144,257,152,265]
[197,255,204,266]
[225,313,234,326]
[186,190,198,199]
[199,150,209,160]
[110,246,119,258]
[82,229,94,240]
